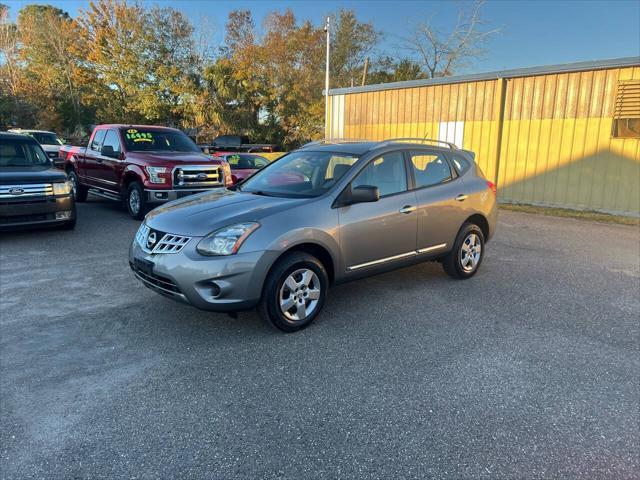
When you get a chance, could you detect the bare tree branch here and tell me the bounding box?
[402,0,500,78]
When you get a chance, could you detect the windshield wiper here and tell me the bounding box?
[251,190,273,197]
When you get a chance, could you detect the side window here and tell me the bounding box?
[450,155,471,175]
[90,130,106,152]
[102,130,121,155]
[410,151,452,188]
[352,151,407,197]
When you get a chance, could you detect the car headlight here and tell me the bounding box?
[196,222,260,256]
[146,166,167,184]
[53,181,72,195]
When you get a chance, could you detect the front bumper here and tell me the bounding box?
[145,188,222,204]
[0,195,75,229]
[129,238,279,312]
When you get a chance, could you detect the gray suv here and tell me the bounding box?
[129,139,497,332]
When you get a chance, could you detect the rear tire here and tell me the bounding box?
[67,169,87,202]
[125,182,148,220]
[442,222,485,279]
[258,252,329,332]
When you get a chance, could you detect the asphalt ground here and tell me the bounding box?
[1,198,639,479]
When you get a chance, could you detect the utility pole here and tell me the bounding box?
[361,57,369,86]
[324,16,330,139]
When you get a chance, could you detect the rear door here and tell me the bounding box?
[83,129,106,189]
[410,149,470,256]
[100,129,124,189]
[338,150,418,273]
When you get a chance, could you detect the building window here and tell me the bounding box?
[612,80,640,139]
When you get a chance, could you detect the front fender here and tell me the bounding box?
[121,164,146,190]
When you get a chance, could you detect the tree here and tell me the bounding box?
[78,0,197,125]
[403,0,499,78]
[330,9,379,88]
[368,56,427,84]
[0,3,29,126]
[16,5,87,129]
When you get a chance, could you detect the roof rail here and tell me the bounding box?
[302,138,371,148]
[378,138,459,149]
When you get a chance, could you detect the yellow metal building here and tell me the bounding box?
[326,57,640,216]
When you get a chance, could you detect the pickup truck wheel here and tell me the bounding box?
[442,222,485,279]
[125,182,148,220]
[258,252,328,333]
[68,170,87,202]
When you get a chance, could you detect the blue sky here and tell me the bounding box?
[5,0,640,73]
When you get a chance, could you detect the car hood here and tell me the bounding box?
[127,151,219,166]
[0,165,67,184]
[145,188,305,237]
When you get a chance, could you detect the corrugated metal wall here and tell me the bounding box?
[327,64,640,216]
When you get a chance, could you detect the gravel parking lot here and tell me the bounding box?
[1,198,638,479]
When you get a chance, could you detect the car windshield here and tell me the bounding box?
[29,132,63,145]
[239,150,359,198]
[226,154,269,170]
[122,128,200,153]
[0,139,50,167]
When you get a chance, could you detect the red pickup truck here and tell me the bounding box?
[59,125,232,219]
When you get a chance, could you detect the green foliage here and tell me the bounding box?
[0,1,460,145]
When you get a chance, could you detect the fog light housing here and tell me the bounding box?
[55,210,72,220]
[210,282,221,297]
[154,192,168,200]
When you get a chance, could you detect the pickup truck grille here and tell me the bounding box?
[173,165,223,188]
[0,183,53,199]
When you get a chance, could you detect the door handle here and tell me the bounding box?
[96,158,104,163]
[399,205,417,214]
[455,194,468,202]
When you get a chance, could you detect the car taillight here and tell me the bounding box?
[487,180,497,195]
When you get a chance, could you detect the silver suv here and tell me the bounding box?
[129,139,497,332]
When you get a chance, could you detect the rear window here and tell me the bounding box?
[29,132,63,146]
[450,154,471,175]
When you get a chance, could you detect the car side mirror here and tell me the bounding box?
[337,184,380,207]
[51,157,65,169]
[101,145,117,158]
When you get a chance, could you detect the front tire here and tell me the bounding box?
[258,252,329,332]
[442,223,485,279]
[125,182,148,220]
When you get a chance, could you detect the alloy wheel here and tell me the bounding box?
[460,233,482,272]
[279,268,321,322]
[129,189,141,214]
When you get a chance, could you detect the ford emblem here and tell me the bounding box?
[9,188,24,195]
[196,173,208,181]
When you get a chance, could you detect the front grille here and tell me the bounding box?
[130,263,182,296]
[0,213,55,225]
[173,165,223,188]
[0,184,53,199]
[135,223,191,254]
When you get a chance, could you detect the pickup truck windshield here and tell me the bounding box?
[240,150,359,198]
[122,128,200,153]
[0,139,50,167]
